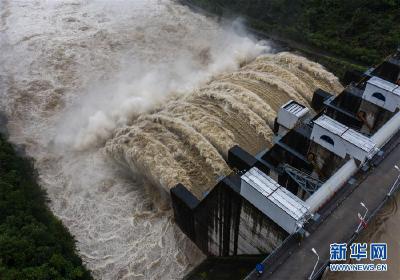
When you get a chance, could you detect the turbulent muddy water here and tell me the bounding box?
[105,53,342,201]
[4,1,395,280]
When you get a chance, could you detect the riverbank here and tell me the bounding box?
[179,0,389,80]
[0,132,92,280]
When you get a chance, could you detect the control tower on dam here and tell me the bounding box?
[171,49,400,278]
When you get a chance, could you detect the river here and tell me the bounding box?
[0,1,397,280]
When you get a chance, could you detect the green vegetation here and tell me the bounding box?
[0,134,92,280]
[186,0,400,77]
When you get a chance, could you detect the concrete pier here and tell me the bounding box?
[171,175,288,257]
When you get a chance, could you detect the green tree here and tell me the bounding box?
[0,135,92,280]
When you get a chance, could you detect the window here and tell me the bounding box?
[320,135,334,146]
[372,92,386,102]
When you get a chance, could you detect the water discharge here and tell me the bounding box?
[0,0,350,279]
[105,52,343,201]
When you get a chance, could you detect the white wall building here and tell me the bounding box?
[276,100,310,138]
[240,167,310,234]
[311,115,377,162]
[363,76,400,112]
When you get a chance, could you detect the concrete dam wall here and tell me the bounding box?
[171,175,288,256]
[105,52,342,256]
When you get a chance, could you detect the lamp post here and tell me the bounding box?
[356,202,368,233]
[308,248,319,280]
[360,202,368,217]
[388,165,400,196]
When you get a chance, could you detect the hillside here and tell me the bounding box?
[0,135,92,280]
[186,0,400,77]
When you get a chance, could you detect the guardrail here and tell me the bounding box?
[311,178,400,280]
[244,233,301,279]
[244,129,400,280]
[310,131,400,280]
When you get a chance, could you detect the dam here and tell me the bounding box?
[168,49,400,279]
[103,51,346,265]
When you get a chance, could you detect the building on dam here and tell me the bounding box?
[170,48,400,271]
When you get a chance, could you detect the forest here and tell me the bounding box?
[0,135,92,280]
[187,0,399,76]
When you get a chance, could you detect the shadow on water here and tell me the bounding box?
[184,255,266,280]
[0,111,8,137]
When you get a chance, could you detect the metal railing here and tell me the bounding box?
[244,233,300,280]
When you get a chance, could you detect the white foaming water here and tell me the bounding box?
[105,52,342,201]
[0,0,269,279]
